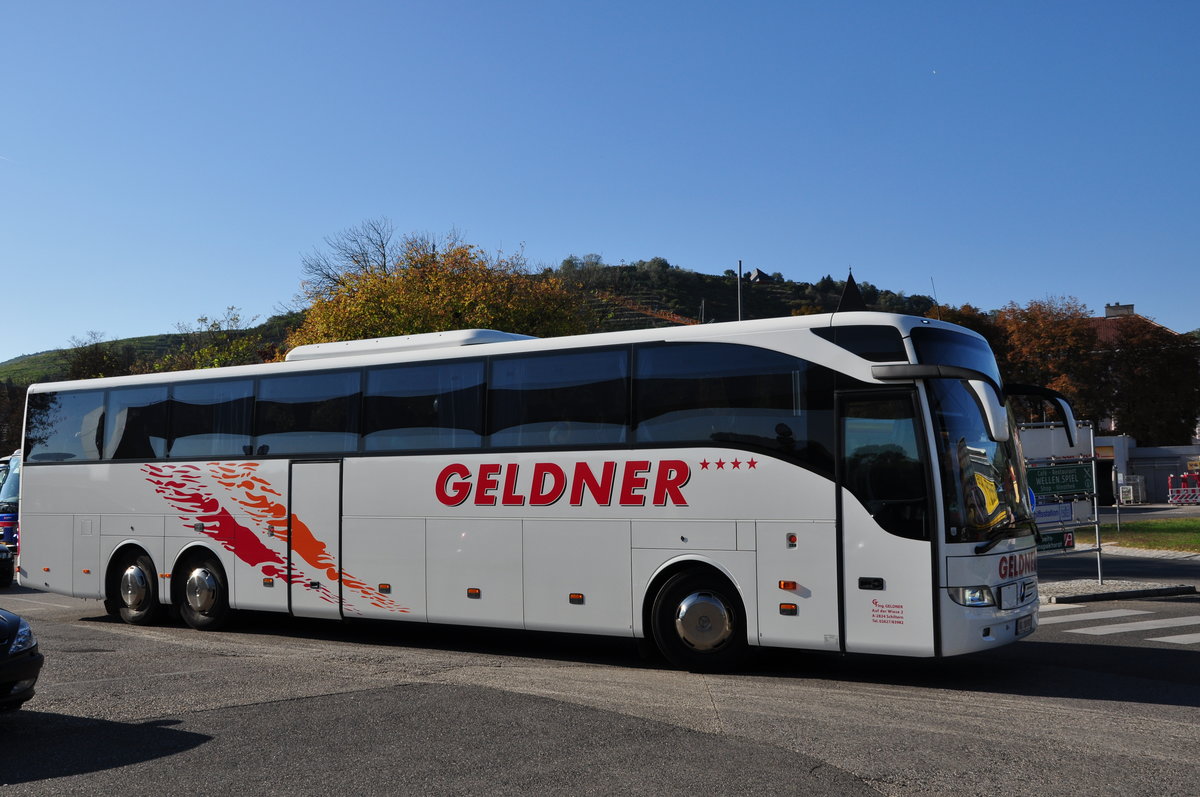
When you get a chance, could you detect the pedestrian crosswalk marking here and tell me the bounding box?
[1065,616,1200,635]
[1145,631,1200,645]
[1038,609,1151,626]
[1038,603,1088,612]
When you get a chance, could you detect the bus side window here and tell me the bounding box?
[634,342,834,475]
[169,380,254,459]
[24,390,106,462]
[255,371,361,455]
[488,348,629,449]
[840,394,929,541]
[363,360,485,451]
[106,386,169,460]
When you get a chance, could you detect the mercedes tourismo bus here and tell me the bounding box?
[17,312,1072,670]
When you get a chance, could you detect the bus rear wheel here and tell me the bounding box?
[176,555,230,631]
[115,552,164,625]
[650,569,748,672]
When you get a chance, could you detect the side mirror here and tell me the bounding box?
[1051,396,1078,448]
[968,380,1010,443]
[1005,384,1077,448]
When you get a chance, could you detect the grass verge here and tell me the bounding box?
[1093,518,1200,554]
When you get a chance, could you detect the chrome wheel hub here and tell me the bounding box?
[120,564,151,610]
[185,567,219,614]
[674,591,733,651]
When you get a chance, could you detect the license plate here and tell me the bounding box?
[1016,614,1033,636]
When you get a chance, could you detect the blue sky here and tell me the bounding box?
[3,1,1197,363]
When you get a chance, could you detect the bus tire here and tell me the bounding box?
[0,558,13,589]
[650,568,748,673]
[177,555,230,631]
[115,552,164,626]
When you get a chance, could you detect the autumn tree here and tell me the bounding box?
[286,238,595,349]
[1101,316,1200,444]
[990,297,1110,423]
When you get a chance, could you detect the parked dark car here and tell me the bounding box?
[0,607,42,711]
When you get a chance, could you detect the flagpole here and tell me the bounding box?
[737,259,742,321]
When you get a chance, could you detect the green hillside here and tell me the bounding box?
[0,317,298,386]
[0,265,929,385]
[562,258,933,331]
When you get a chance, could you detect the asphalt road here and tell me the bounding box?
[1040,548,1200,587]
[4,570,1200,796]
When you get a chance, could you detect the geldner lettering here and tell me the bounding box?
[435,460,692,507]
[998,551,1037,580]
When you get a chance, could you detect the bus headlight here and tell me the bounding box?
[949,586,996,607]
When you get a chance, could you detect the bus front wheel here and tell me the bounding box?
[115,552,164,626]
[176,555,230,631]
[650,569,748,672]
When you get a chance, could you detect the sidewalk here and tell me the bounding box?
[1039,543,1199,603]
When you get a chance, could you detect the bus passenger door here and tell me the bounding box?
[289,460,343,620]
[837,392,936,656]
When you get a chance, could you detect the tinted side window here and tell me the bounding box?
[489,348,629,448]
[256,372,361,455]
[363,360,485,451]
[911,327,1002,388]
[635,342,834,472]
[106,386,169,460]
[170,380,254,458]
[813,325,907,362]
[24,390,106,462]
[840,393,929,540]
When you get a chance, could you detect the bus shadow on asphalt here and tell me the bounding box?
[0,713,209,784]
[757,641,1200,709]
[75,606,1200,710]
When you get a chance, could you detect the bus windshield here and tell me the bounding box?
[928,380,1034,546]
[0,454,18,505]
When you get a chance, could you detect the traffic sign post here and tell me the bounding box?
[1028,464,1094,498]
[1020,420,1104,584]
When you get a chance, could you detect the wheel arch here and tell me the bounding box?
[170,542,231,608]
[638,554,754,645]
[104,541,162,607]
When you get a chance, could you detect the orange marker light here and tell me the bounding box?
[779,603,798,616]
[379,583,392,594]
[82,569,91,575]
[467,587,482,599]
[568,593,585,605]
[778,580,797,591]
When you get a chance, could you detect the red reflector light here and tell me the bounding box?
[778,580,797,591]
[779,603,798,616]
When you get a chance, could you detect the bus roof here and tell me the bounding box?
[284,329,537,362]
[27,312,984,394]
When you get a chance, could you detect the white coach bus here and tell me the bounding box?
[18,312,1072,670]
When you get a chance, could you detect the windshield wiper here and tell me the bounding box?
[974,521,1040,555]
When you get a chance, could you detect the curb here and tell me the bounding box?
[1047,584,1198,604]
